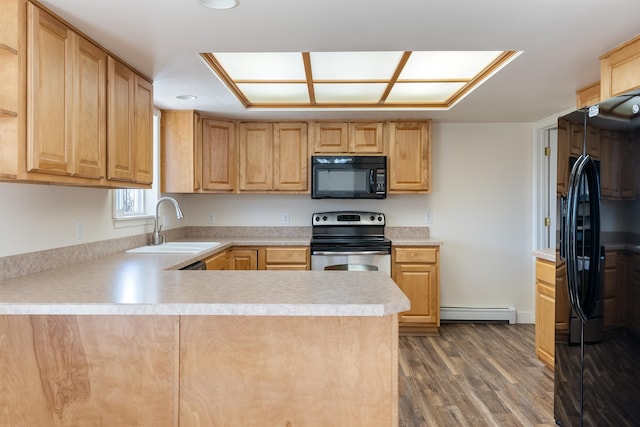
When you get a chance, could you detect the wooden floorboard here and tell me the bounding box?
[399,323,555,427]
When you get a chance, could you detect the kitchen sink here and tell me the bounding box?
[125,241,221,254]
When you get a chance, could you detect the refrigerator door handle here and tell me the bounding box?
[564,154,601,323]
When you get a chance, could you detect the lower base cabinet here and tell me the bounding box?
[535,258,556,369]
[205,246,310,271]
[392,246,440,335]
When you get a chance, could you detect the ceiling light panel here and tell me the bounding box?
[314,83,388,103]
[236,83,310,103]
[400,51,503,80]
[213,52,305,80]
[201,50,519,109]
[310,51,404,80]
[386,82,467,103]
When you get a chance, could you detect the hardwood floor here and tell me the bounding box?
[399,323,555,427]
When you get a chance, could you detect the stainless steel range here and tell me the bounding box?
[310,211,392,274]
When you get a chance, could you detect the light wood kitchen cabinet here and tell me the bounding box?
[26,3,106,181]
[600,35,640,100]
[239,121,308,193]
[603,250,626,329]
[576,81,600,109]
[392,246,439,335]
[204,250,228,270]
[535,258,555,369]
[161,112,236,193]
[239,122,273,191]
[274,122,308,191]
[311,121,384,154]
[160,110,202,192]
[387,121,431,193]
[107,55,153,186]
[202,118,236,192]
[228,248,259,270]
[0,0,153,188]
[263,246,310,270]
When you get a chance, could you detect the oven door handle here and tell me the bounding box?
[312,250,390,256]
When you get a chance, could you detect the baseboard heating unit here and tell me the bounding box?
[440,306,516,324]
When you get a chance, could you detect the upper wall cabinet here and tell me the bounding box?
[239,121,308,193]
[27,4,106,181]
[0,0,152,188]
[387,121,431,193]
[202,118,236,192]
[311,121,384,154]
[576,81,601,109]
[107,56,153,186]
[600,35,640,100]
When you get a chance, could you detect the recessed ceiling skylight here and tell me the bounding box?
[200,50,521,110]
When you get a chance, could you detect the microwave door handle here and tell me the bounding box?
[369,169,375,193]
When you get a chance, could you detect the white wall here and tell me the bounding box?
[0,122,536,321]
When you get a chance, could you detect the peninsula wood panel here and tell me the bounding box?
[0,315,179,426]
[180,315,398,426]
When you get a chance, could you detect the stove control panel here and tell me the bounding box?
[312,211,385,226]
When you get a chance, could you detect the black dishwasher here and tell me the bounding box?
[180,260,206,270]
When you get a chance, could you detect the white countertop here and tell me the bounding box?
[0,239,410,317]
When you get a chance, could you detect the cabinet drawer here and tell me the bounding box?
[394,247,438,264]
[536,259,555,285]
[265,247,309,264]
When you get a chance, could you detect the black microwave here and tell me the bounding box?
[311,155,386,199]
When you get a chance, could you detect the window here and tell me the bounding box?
[114,188,146,217]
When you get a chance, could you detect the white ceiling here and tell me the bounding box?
[40,0,640,123]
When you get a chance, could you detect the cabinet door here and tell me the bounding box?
[72,35,106,179]
[160,110,200,192]
[239,122,273,191]
[603,251,618,329]
[388,121,430,192]
[202,119,237,192]
[27,4,73,176]
[107,56,134,182]
[274,122,307,191]
[133,77,153,184]
[202,119,235,192]
[394,263,438,325]
[205,250,228,270]
[536,278,555,369]
[349,122,384,153]
[312,122,348,153]
[229,249,258,270]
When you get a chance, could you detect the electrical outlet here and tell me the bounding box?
[424,211,433,225]
[208,213,216,224]
[76,220,84,240]
[281,212,290,225]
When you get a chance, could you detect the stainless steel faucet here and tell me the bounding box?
[152,196,184,245]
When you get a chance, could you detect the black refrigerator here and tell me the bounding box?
[555,89,640,426]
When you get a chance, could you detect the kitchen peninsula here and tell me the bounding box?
[0,246,409,426]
